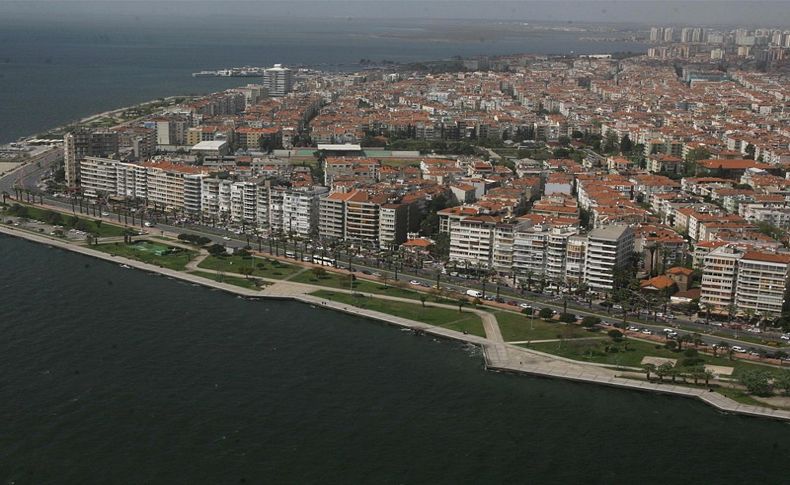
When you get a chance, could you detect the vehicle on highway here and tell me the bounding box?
[781,335,790,341]
[466,289,483,298]
[101,212,109,216]
[642,329,653,335]
[519,303,532,309]
[222,236,230,240]
[409,280,421,286]
[144,222,153,227]
[732,346,747,353]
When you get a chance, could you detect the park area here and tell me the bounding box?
[494,310,594,342]
[527,336,776,377]
[189,270,266,290]
[94,240,196,270]
[197,254,301,280]
[311,290,486,337]
[290,269,443,301]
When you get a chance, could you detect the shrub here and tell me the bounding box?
[539,308,554,319]
[738,370,774,397]
[581,316,601,328]
[559,312,577,323]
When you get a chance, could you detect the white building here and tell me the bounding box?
[263,64,294,97]
[735,251,790,318]
[584,225,634,294]
[449,215,499,268]
[700,245,742,315]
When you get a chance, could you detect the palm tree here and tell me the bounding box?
[703,369,715,386]
[643,363,656,381]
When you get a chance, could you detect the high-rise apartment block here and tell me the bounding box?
[263,64,294,97]
[63,129,119,188]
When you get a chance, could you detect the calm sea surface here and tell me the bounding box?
[1,235,789,483]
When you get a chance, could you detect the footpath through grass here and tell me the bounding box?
[311,290,486,337]
[5,203,126,237]
[198,254,300,280]
[94,241,196,271]
[494,310,595,342]
[190,270,265,290]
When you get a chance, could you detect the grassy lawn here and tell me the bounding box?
[198,254,300,280]
[494,310,595,342]
[311,290,485,337]
[94,241,196,270]
[526,337,780,376]
[6,204,126,237]
[190,270,265,290]
[291,270,436,300]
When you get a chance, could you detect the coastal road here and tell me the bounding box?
[5,183,787,354]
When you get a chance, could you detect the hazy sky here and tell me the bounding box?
[1,1,789,26]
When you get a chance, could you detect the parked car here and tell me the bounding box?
[409,280,421,286]
[732,346,747,353]
[519,303,532,309]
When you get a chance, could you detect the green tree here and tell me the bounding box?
[207,244,226,257]
[738,370,773,396]
[311,267,327,279]
[581,316,601,328]
[539,307,554,320]
[774,371,790,396]
[559,312,577,323]
[620,134,633,154]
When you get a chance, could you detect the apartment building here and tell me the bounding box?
[379,204,408,250]
[449,215,499,268]
[262,64,294,97]
[276,186,328,237]
[584,225,635,294]
[230,181,259,225]
[344,191,381,245]
[201,177,232,222]
[79,156,120,198]
[80,156,147,200]
[492,223,515,274]
[735,252,790,317]
[64,129,119,188]
[318,192,349,240]
[143,162,206,213]
[700,245,743,315]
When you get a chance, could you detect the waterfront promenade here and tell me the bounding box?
[2,222,790,422]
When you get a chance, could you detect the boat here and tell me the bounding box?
[119,264,131,269]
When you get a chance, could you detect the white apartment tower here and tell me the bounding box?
[584,225,635,294]
[263,64,294,97]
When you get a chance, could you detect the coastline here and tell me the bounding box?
[2,222,790,423]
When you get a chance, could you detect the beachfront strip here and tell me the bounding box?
[2,216,790,422]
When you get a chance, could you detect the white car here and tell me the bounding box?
[222,236,230,241]
[781,335,790,341]
[101,212,109,216]
[732,346,747,353]
[519,303,532,309]
[409,280,421,286]
[642,329,653,335]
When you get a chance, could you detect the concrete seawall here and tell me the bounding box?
[2,223,790,423]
